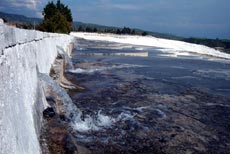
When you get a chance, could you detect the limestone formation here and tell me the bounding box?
[0,19,74,154]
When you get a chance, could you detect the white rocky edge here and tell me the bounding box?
[0,20,74,154]
[70,32,230,60]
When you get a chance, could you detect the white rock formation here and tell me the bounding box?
[71,32,230,60]
[0,20,74,154]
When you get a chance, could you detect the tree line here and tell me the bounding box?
[74,26,148,36]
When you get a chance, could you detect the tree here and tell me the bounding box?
[43,1,57,20]
[116,29,121,34]
[121,27,131,34]
[38,0,73,33]
[78,26,84,32]
[93,28,98,32]
[86,27,93,32]
[142,32,148,36]
[56,0,72,23]
[131,29,136,35]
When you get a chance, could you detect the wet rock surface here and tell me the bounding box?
[40,87,92,154]
[65,52,230,154]
[43,107,56,118]
[40,116,77,154]
[69,79,230,153]
[40,56,91,154]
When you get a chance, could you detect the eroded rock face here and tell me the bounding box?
[50,55,84,91]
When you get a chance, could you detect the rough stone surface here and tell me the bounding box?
[0,22,74,154]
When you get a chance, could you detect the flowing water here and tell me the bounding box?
[65,38,230,154]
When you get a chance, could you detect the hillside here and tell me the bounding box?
[0,11,42,24]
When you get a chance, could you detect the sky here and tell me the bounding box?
[0,0,229,39]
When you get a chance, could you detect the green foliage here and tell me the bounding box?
[131,29,136,35]
[86,27,93,32]
[142,32,148,36]
[38,0,72,34]
[116,29,121,34]
[93,28,98,32]
[121,27,131,34]
[78,26,84,31]
[43,1,57,20]
[75,25,140,36]
[39,12,70,33]
[56,0,72,22]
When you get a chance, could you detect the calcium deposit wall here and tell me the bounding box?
[0,19,74,154]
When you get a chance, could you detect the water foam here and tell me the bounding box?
[40,73,116,132]
[69,67,106,74]
[72,110,116,132]
[68,64,145,74]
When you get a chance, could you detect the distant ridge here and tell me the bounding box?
[0,11,182,40]
[0,11,42,24]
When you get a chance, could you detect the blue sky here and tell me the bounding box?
[0,0,229,38]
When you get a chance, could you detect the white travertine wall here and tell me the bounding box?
[0,20,74,154]
[71,32,230,59]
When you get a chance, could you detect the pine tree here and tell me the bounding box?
[38,0,73,34]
